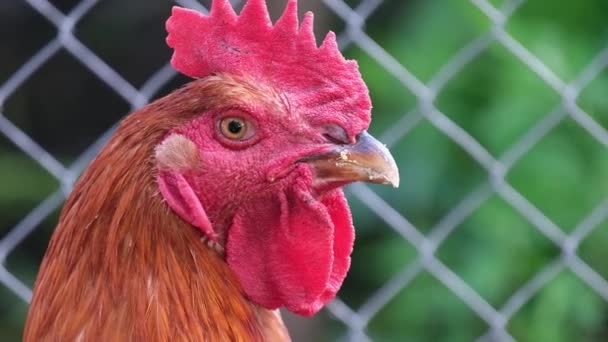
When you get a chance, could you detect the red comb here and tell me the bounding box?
[166,0,371,128]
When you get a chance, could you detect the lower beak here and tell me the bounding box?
[303,131,400,188]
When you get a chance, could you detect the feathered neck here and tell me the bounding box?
[24,83,289,341]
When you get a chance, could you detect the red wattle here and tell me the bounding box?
[226,181,354,316]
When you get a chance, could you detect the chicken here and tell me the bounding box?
[23,0,399,340]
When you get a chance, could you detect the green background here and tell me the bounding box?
[1,0,607,341]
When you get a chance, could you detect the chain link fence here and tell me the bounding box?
[1,0,608,341]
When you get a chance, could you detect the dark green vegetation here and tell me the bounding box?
[1,0,607,341]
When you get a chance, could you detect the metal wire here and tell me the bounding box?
[1,0,607,341]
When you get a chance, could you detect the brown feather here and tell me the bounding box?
[24,76,290,341]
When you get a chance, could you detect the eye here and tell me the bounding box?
[219,117,255,141]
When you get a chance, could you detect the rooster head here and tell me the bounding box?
[156,0,399,316]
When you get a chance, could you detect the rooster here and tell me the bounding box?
[23,0,399,340]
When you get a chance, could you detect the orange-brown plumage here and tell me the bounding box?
[24,79,289,341]
[24,1,400,340]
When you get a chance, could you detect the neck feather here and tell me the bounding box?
[24,84,289,341]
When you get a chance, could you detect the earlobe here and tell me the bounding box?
[158,169,217,242]
[155,133,215,240]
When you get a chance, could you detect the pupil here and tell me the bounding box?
[228,120,243,134]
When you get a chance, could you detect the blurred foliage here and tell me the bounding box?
[1,0,607,341]
[338,0,608,341]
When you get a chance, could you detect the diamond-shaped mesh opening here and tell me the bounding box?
[0,282,28,341]
[508,270,608,341]
[436,195,559,308]
[367,271,489,341]
[505,0,608,82]
[577,69,608,131]
[486,0,508,7]
[435,42,561,157]
[0,137,59,240]
[47,0,84,14]
[379,121,486,233]
[507,118,608,232]
[3,50,130,160]
[341,0,364,8]
[75,0,174,88]
[5,209,61,288]
[363,0,492,83]
[0,3,56,83]
[337,192,417,309]
[578,220,608,281]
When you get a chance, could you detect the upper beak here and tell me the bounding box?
[303,131,400,188]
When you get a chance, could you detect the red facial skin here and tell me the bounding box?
[159,0,373,316]
[157,75,368,315]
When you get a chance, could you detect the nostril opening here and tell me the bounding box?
[322,124,350,145]
[323,133,345,145]
[355,133,363,143]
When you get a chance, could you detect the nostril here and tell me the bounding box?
[355,132,363,143]
[322,124,351,145]
[322,133,345,145]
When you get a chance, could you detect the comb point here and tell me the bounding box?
[299,11,317,48]
[166,1,368,110]
[239,0,271,28]
[166,6,212,78]
[321,31,339,52]
[274,0,299,35]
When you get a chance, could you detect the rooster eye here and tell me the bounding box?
[220,117,253,141]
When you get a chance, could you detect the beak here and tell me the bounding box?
[303,131,400,188]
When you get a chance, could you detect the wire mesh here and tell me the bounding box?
[1,0,608,341]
